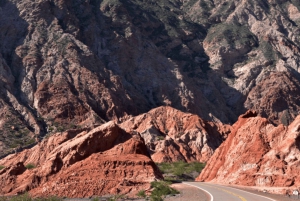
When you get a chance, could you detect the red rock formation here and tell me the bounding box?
[0,122,162,198]
[121,106,231,163]
[1,0,300,158]
[196,111,300,191]
[245,72,300,125]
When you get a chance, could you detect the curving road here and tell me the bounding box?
[183,182,277,201]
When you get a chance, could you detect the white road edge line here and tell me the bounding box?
[183,182,214,201]
[210,183,277,201]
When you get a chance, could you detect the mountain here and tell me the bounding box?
[0,0,300,159]
[196,111,300,194]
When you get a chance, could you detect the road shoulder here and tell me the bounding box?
[226,185,298,201]
[164,183,210,201]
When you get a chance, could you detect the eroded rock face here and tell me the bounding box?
[196,111,300,192]
[0,122,162,197]
[245,71,300,125]
[121,106,231,163]
[0,0,300,158]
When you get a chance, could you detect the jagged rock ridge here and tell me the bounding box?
[120,106,231,163]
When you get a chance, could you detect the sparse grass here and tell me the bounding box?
[260,41,275,61]
[206,23,258,49]
[91,197,99,201]
[25,163,36,170]
[0,193,63,201]
[0,165,5,170]
[0,110,35,158]
[107,194,124,201]
[136,190,147,198]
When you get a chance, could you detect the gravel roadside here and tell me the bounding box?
[64,183,210,201]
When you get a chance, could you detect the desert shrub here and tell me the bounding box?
[280,109,290,126]
[156,161,206,180]
[157,162,172,174]
[260,41,275,61]
[206,23,258,49]
[0,165,5,170]
[25,163,36,169]
[157,136,165,140]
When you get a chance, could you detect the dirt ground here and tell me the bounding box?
[64,183,210,201]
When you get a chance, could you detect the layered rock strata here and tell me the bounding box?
[0,122,162,198]
[121,106,231,163]
[197,111,300,192]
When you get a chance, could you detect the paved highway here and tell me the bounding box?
[183,182,277,201]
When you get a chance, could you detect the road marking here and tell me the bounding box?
[220,185,277,201]
[183,182,214,201]
[202,183,247,201]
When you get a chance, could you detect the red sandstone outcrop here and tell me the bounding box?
[121,106,231,163]
[0,122,162,198]
[197,111,300,192]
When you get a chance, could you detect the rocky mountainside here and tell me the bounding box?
[0,0,300,156]
[196,110,300,194]
[120,106,231,163]
[0,122,162,197]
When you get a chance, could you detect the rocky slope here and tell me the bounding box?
[0,122,162,197]
[0,0,300,157]
[196,110,300,193]
[121,106,231,163]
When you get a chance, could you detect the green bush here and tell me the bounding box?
[0,165,5,170]
[156,161,206,180]
[150,181,179,201]
[25,163,36,170]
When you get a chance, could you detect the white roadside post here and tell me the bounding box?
[293,190,299,199]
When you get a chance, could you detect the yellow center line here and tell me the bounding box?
[202,183,247,201]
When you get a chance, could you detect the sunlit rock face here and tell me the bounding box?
[0,122,162,197]
[197,111,300,192]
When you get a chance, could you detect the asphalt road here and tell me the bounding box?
[183,182,277,201]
